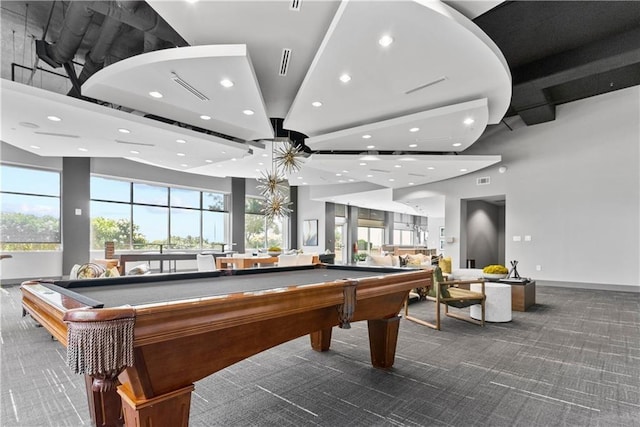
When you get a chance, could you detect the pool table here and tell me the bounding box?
[21,264,432,427]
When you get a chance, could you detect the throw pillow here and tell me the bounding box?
[75,263,106,279]
[427,266,450,299]
[369,254,393,266]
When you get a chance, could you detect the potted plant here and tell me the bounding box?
[482,264,508,279]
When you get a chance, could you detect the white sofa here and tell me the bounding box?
[448,268,484,280]
[277,253,317,266]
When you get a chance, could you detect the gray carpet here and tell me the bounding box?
[1,284,639,426]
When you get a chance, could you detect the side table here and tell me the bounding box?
[470,282,512,322]
[509,280,536,311]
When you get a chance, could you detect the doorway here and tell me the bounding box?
[461,196,505,269]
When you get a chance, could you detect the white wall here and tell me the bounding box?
[427,216,444,253]
[397,87,640,290]
[296,185,327,253]
[0,251,63,283]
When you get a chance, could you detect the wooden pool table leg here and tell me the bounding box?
[310,327,333,351]
[367,316,401,369]
[117,384,194,427]
[84,375,124,427]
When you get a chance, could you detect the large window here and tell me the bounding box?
[357,226,384,255]
[0,165,61,250]
[244,196,284,250]
[393,230,414,246]
[90,176,229,250]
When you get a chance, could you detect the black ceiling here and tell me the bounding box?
[474,1,640,125]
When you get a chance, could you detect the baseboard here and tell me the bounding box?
[537,280,640,293]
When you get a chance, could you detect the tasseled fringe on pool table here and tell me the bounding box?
[66,318,135,380]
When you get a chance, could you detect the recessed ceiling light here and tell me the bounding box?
[221,151,226,154]
[342,170,349,173]
[200,115,211,120]
[366,145,375,149]
[362,134,372,139]
[311,101,322,107]
[409,143,418,148]
[181,164,188,167]
[378,35,394,47]
[149,91,163,98]
[30,145,40,149]
[453,143,462,147]
[394,164,401,168]
[348,179,355,182]
[409,127,420,133]
[338,180,346,183]
[205,159,213,163]
[389,178,395,182]
[231,158,237,161]
[78,147,88,152]
[359,162,367,166]
[220,79,234,88]
[177,153,185,157]
[258,162,264,166]
[339,73,351,83]
[118,128,130,134]
[130,150,140,154]
[176,139,186,144]
[262,153,268,157]
[366,174,373,178]
[464,117,475,125]
[243,109,254,116]
[460,168,468,172]
[408,182,415,186]
[47,115,61,122]
[297,176,303,179]
[302,182,307,185]
[336,173,342,176]
[428,166,435,170]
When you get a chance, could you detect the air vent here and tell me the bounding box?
[408,173,426,177]
[405,76,447,95]
[370,168,390,173]
[115,140,155,147]
[170,72,209,101]
[279,49,291,76]
[290,0,301,11]
[477,176,491,185]
[34,131,79,138]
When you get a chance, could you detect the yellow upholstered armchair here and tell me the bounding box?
[404,266,486,330]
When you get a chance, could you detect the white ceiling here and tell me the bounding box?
[0,0,510,216]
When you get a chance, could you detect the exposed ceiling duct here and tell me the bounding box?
[35,0,187,97]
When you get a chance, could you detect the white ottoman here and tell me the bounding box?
[470,282,512,322]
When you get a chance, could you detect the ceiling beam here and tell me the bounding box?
[511,26,640,125]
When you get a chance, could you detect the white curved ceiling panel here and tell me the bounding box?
[0,80,251,170]
[288,153,501,188]
[148,0,341,119]
[306,98,488,152]
[284,0,511,137]
[83,45,274,141]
